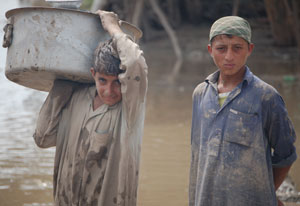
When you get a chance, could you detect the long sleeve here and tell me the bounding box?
[33,80,78,148]
[114,33,148,131]
[113,33,148,206]
[265,92,297,167]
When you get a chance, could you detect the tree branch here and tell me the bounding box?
[232,0,240,16]
[90,0,108,12]
[132,0,144,28]
[149,0,183,82]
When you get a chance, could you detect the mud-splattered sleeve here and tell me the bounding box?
[265,92,297,167]
[33,80,78,148]
[113,33,148,129]
[111,33,148,205]
[189,82,206,205]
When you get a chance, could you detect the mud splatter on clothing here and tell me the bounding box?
[189,67,297,206]
[33,34,148,206]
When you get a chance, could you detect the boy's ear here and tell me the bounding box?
[248,43,254,54]
[207,44,213,56]
[90,67,95,77]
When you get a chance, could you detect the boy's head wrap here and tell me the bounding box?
[209,16,252,43]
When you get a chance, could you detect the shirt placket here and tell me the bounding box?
[207,82,243,158]
[205,83,223,157]
[75,104,103,204]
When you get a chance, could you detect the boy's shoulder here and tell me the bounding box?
[192,82,207,99]
[249,75,283,105]
[251,75,279,95]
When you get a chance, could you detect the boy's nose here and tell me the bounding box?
[104,84,113,96]
[225,49,234,61]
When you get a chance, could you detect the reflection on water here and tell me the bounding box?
[1,2,53,205]
[1,2,53,199]
[138,86,192,206]
[0,67,52,206]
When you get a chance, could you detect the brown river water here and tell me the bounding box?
[1,1,300,206]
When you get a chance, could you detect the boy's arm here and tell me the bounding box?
[33,80,78,148]
[97,12,148,205]
[273,165,292,190]
[264,92,297,205]
[273,165,292,206]
[116,33,148,129]
[97,10,148,129]
[274,166,291,206]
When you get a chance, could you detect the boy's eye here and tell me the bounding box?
[114,80,121,86]
[98,78,106,83]
[216,47,225,51]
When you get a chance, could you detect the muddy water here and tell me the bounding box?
[1,67,299,206]
[137,61,300,206]
[0,68,52,206]
[1,2,300,206]
[138,85,192,206]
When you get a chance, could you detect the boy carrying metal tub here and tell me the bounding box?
[33,10,148,206]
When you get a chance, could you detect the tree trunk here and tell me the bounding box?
[90,0,108,12]
[264,0,295,46]
[166,0,181,27]
[184,0,202,23]
[123,0,135,22]
[291,0,300,75]
[291,0,300,57]
[131,0,144,27]
[232,0,240,16]
[149,0,183,81]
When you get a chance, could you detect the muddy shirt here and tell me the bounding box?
[33,33,148,206]
[189,67,297,206]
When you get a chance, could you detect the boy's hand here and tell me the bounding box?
[95,10,123,36]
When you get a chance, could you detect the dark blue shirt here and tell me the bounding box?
[189,67,297,206]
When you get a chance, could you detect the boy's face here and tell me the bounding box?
[91,68,122,106]
[208,35,254,77]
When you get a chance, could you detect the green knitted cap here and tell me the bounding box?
[209,16,252,43]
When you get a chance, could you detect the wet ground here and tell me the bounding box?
[1,1,300,206]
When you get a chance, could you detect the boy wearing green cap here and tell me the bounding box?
[189,16,297,206]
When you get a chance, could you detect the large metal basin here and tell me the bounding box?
[3,7,109,91]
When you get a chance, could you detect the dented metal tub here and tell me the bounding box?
[3,7,109,91]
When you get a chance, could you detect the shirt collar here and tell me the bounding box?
[243,66,254,85]
[205,66,254,86]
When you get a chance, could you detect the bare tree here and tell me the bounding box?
[291,0,300,57]
[166,0,181,27]
[264,0,295,46]
[90,0,108,12]
[184,0,202,23]
[149,0,183,82]
[232,0,240,16]
[131,0,145,27]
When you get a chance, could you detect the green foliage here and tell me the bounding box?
[80,0,94,10]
